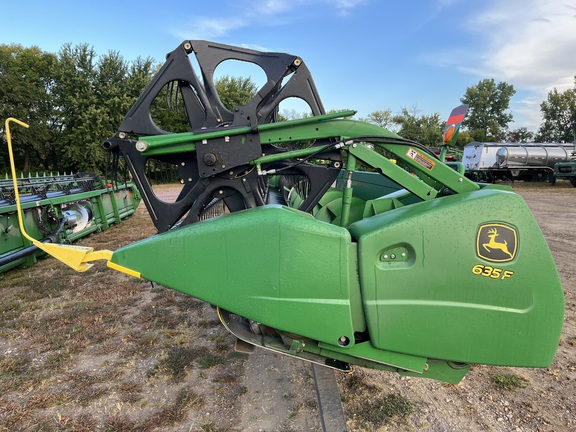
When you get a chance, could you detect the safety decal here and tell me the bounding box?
[476,223,518,263]
[406,148,436,171]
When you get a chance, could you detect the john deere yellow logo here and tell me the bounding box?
[476,223,518,262]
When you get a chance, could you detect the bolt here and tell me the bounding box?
[118,132,126,139]
[293,58,302,67]
[218,190,223,195]
[401,252,406,257]
[203,153,217,166]
[458,177,463,182]
[135,140,148,152]
[390,254,396,259]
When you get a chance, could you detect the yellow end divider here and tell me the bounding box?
[4,118,140,278]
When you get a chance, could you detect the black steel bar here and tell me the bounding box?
[312,364,347,432]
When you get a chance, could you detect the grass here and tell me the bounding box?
[141,386,205,429]
[152,345,207,382]
[198,353,226,369]
[339,371,414,430]
[489,373,527,391]
[355,394,414,427]
[0,203,247,431]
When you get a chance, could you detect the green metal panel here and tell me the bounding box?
[1,212,29,251]
[111,205,366,347]
[348,188,564,366]
[317,341,427,373]
[334,171,403,201]
[349,145,438,201]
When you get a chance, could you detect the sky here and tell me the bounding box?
[2,0,576,132]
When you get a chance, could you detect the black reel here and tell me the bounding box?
[103,40,341,232]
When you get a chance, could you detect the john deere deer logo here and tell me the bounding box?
[476,223,518,262]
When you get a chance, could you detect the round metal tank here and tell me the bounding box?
[496,145,572,168]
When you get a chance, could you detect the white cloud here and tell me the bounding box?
[468,1,576,88]
[184,17,247,40]
[461,0,576,128]
[333,0,367,15]
[172,0,367,41]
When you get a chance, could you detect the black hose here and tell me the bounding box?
[0,217,65,268]
[0,237,54,267]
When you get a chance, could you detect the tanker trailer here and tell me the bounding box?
[464,141,574,182]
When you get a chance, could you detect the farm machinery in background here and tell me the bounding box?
[463,122,576,185]
[549,122,576,186]
[0,166,141,276]
[463,141,576,183]
[551,153,576,186]
[5,41,564,384]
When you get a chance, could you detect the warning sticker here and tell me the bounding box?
[406,148,436,171]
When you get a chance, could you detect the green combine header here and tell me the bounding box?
[0,159,140,276]
[4,41,564,384]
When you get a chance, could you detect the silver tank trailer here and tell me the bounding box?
[496,144,574,168]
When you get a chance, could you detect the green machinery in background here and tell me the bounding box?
[551,158,576,186]
[550,121,576,186]
[0,171,141,276]
[6,41,564,384]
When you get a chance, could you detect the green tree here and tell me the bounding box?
[392,106,444,146]
[419,112,444,147]
[361,109,393,129]
[52,44,155,173]
[504,127,534,143]
[51,44,99,172]
[0,44,58,172]
[215,75,257,111]
[151,74,258,132]
[536,78,576,143]
[461,79,515,142]
[279,108,311,121]
[149,80,191,133]
[0,43,155,174]
[456,130,473,148]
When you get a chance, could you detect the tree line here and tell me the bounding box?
[1,43,575,175]
[360,77,576,147]
[0,44,268,175]
[0,44,157,174]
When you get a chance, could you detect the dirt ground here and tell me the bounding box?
[334,182,576,432]
[0,181,574,431]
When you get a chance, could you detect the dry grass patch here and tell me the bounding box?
[339,371,414,431]
[0,206,249,431]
